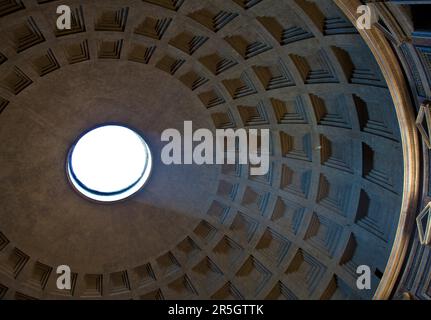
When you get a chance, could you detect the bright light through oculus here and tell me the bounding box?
[67,125,152,202]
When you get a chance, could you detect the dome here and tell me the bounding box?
[0,0,429,301]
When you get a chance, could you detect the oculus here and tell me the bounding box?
[67,124,152,203]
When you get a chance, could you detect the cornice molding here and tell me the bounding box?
[334,0,421,300]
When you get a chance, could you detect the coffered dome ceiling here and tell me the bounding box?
[0,0,425,300]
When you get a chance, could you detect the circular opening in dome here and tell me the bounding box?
[67,125,152,203]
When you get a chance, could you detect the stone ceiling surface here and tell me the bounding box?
[0,0,408,300]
